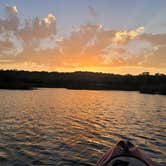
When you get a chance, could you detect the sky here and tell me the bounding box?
[0,0,166,74]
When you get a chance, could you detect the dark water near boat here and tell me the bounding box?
[0,88,165,166]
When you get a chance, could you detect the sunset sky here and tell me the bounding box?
[0,0,166,74]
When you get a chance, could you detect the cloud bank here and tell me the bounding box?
[0,5,165,74]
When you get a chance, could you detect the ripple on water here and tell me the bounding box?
[0,89,165,166]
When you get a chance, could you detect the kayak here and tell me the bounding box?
[96,140,157,166]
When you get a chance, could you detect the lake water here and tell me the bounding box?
[0,88,165,166]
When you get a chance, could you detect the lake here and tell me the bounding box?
[0,89,165,165]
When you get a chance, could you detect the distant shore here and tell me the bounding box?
[0,70,166,95]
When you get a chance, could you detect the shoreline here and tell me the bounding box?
[0,86,165,96]
[0,70,165,95]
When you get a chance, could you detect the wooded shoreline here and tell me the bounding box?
[0,70,166,95]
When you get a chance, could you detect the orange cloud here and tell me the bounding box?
[0,5,165,74]
[0,40,14,52]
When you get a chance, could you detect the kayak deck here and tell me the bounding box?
[96,140,157,166]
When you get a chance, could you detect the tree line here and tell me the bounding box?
[0,70,165,95]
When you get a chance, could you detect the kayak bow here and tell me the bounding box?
[96,140,157,166]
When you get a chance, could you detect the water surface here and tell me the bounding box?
[0,89,165,165]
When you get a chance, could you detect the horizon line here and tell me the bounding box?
[0,69,165,76]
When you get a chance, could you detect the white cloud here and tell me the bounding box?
[113,26,144,45]
[0,5,19,32]
[4,4,18,16]
[0,5,165,71]
[44,13,56,24]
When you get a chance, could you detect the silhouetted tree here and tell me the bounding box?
[0,70,165,95]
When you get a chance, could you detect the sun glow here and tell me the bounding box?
[0,3,165,74]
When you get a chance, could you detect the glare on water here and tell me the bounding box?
[0,89,165,165]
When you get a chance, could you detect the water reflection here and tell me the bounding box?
[0,89,165,165]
